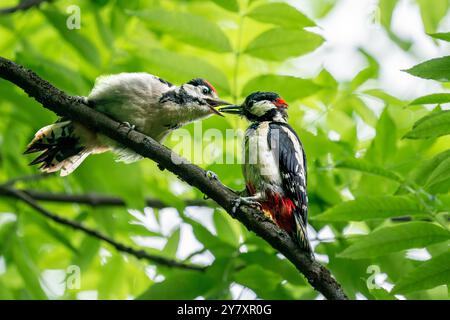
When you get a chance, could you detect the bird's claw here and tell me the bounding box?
[205,170,218,180]
[121,122,136,130]
[231,197,262,215]
[73,96,88,105]
[118,122,136,136]
[231,198,241,215]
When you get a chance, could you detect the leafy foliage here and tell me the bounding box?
[392,252,450,294]
[244,28,324,61]
[405,56,450,82]
[0,0,448,301]
[338,222,449,259]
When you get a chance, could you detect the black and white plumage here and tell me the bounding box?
[220,92,312,255]
[25,73,230,176]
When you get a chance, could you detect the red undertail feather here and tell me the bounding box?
[261,192,296,233]
[246,187,312,254]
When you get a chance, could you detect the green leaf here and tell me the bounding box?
[132,49,230,94]
[242,75,322,101]
[27,213,78,254]
[128,9,232,52]
[365,108,397,165]
[0,214,17,255]
[307,0,336,18]
[411,150,450,186]
[364,89,406,106]
[369,288,397,300]
[75,155,146,210]
[314,196,426,221]
[41,9,100,66]
[98,255,126,299]
[239,251,306,286]
[410,93,450,105]
[93,9,115,50]
[183,216,234,256]
[15,49,90,95]
[72,236,100,271]
[424,156,450,192]
[350,51,379,90]
[335,158,404,183]
[416,0,449,33]
[404,110,450,139]
[379,0,398,29]
[233,265,282,293]
[404,56,450,82]
[392,251,450,294]
[211,0,239,12]
[437,194,450,212]
[350,67,377,91]
[213,210,239,247]
[429,32,450,42]
[12,241,47,300]
[162,228,180,259]
[247,3,315,28]
[244,28,324,61]
[138,271,215,299]
[338,222,449,259]
[314,68,338,89]
[348,96,378,127]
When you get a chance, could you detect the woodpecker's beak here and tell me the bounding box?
[218,105,243,115]
[204,98,231,117]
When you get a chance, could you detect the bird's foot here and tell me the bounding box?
[73,96,88,105]
[118,122,136,136]
[205,170,218,180]
[231,197,262,215]
[202,171,219,200]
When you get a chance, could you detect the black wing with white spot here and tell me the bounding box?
[268,122,311,252]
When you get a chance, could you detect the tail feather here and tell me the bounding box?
[29,148,57,165]
[59,151,91,176]
[25,120,90,175]
[24,142,51,154]
[294,213,313,258]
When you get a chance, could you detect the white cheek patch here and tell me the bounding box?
[250,101,276,116]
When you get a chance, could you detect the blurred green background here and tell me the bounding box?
[0,0,449,300]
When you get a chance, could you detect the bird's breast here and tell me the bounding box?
[243,122,283,193]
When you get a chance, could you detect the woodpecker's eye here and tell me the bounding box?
[202,87,209,95]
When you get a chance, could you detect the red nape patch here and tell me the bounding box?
[274,97,288,109]
[204,80,217,94]
[261,193,296,233]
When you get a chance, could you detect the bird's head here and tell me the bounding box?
[181,78,230,117]
[219,91,288,122]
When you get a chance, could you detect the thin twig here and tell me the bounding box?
[182,247,208,262]
[7,189,207,209]
[0,0,49,15]
[0,185,205,271]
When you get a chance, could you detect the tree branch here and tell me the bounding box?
[0,0,49,15]
[0,56,348,300]
[0,185,205,271]
[0,189,207,209]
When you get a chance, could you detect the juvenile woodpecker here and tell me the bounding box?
[220,92,312,254]
[25,73,230,176]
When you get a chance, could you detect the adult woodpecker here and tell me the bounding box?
[25,73,230,176]
[220,92,312,254]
